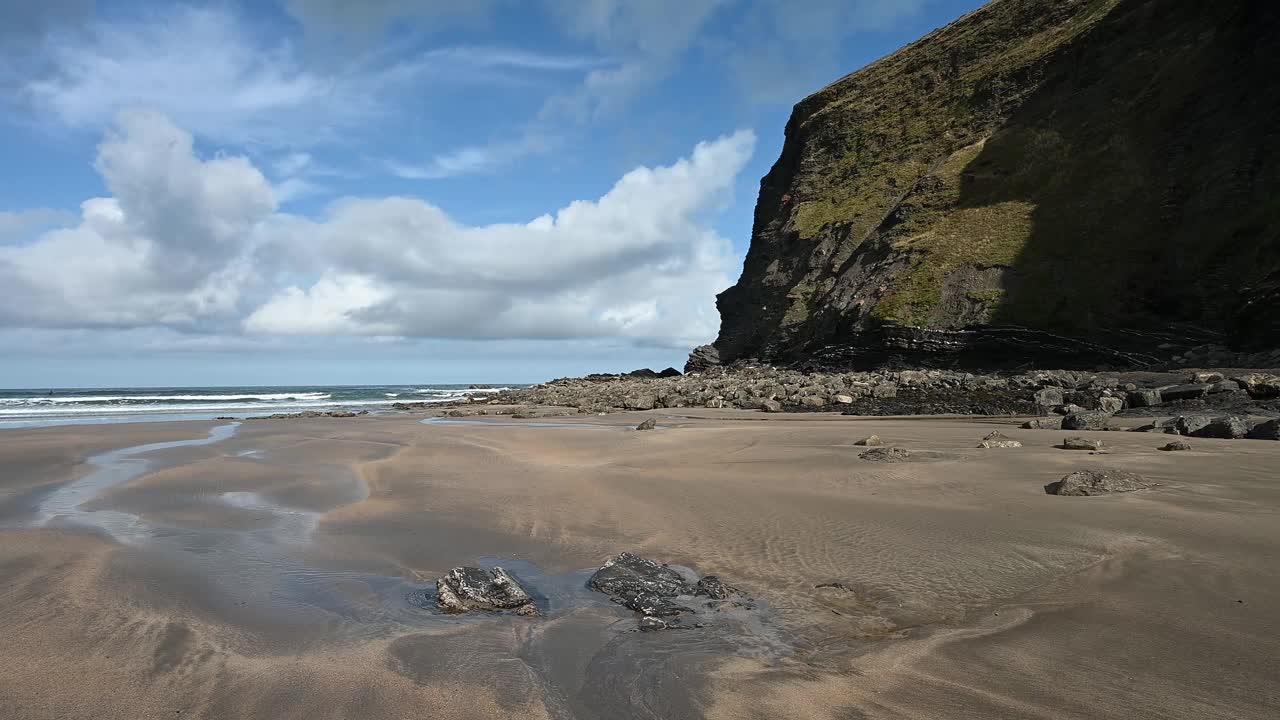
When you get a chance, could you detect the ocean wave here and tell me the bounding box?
[3,392,333,405]
[0,398,396,417]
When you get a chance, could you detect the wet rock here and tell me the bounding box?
[694,575,742,601]
[588,552,692,619]
[436,567,538,616]
[1173,415,1215,436]
[635,417,657,431]
[853,434,883,446]
[1245,419,1280,440]
[1022,417,1063,430]
[639,616,669,632]
[1062,410,1114,431]
[1160,440,1193,451]
[1189,416,1249,439]
[1045,470,1154,496]
[1061,436,1104,451]
[860,446,911,462]
[1233,373,1280,399]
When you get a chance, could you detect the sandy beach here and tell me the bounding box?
[1,411,1277,719]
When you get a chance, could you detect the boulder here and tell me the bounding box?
[800,395,827,408]
[1188,371,1225,384]
[1160,440,1193,451]
[1189,416,1249,439]
[1159,384,1211,402]
[624,395,657,410]
[1062,410,1114,431]
[1233,373,1280,398]
[1127,389,1162,408]
[761,399,784,413]
[1034,387,1065,408]
[1022,417,1063,430]
[1061,436,1104,451]
[1098,396,1125,414]
[1174,415,1215,436]
[588,552,692,619]
[1130,418,1179,434]
[636,418,657,431]
[860,446,911,462]
[853,434,883,446]
[436,567,538,616]
[1209,380,1242,394]
[871,383,898,399]
[833,394,855,405]
[1057,403,1087,415]
[1245,418,1280,440]
[1044,470,1154,496]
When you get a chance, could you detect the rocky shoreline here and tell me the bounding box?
[463,366,1280,422]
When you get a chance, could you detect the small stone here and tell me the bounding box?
[833,394,855,405]
[860,446,911,462]
[1061,437,1104,451]
[1044,470,1154,496]
[636,418,657,431]
[1160,440,1193,451]
[853,434,883,446]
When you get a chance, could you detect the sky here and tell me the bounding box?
[1,0,985,387]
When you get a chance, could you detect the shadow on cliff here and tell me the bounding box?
[958,0,1280,354]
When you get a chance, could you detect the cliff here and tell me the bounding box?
[702,0,1279,371]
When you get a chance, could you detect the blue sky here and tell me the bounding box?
[1,0,984,387]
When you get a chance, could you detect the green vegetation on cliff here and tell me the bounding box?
[712,0,1280,365]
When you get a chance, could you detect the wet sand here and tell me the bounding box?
[0,411,1277,719]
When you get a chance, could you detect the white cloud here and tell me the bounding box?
[0,111,273,329]
[388,132,552,180]
[0,208,76,243]
[22,5,610,147]
[1,113,753,349]
[251,128,755,346]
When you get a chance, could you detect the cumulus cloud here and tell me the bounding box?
[249,128,756,346]
[0,111,273,329]
[2,113,753,349]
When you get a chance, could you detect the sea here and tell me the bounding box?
[0,385,520,429]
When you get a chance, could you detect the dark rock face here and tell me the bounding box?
[1063,411,1114,431]
[684,344,721,373]
[1061,437,1104,451]
[699,0,1280,370]
[1045,470,1154,496]
[1246,419,1280,440]
[860,446,911,463]
[587,553,751,630]
[436,567,538,616]
[1189,416,1250,439]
